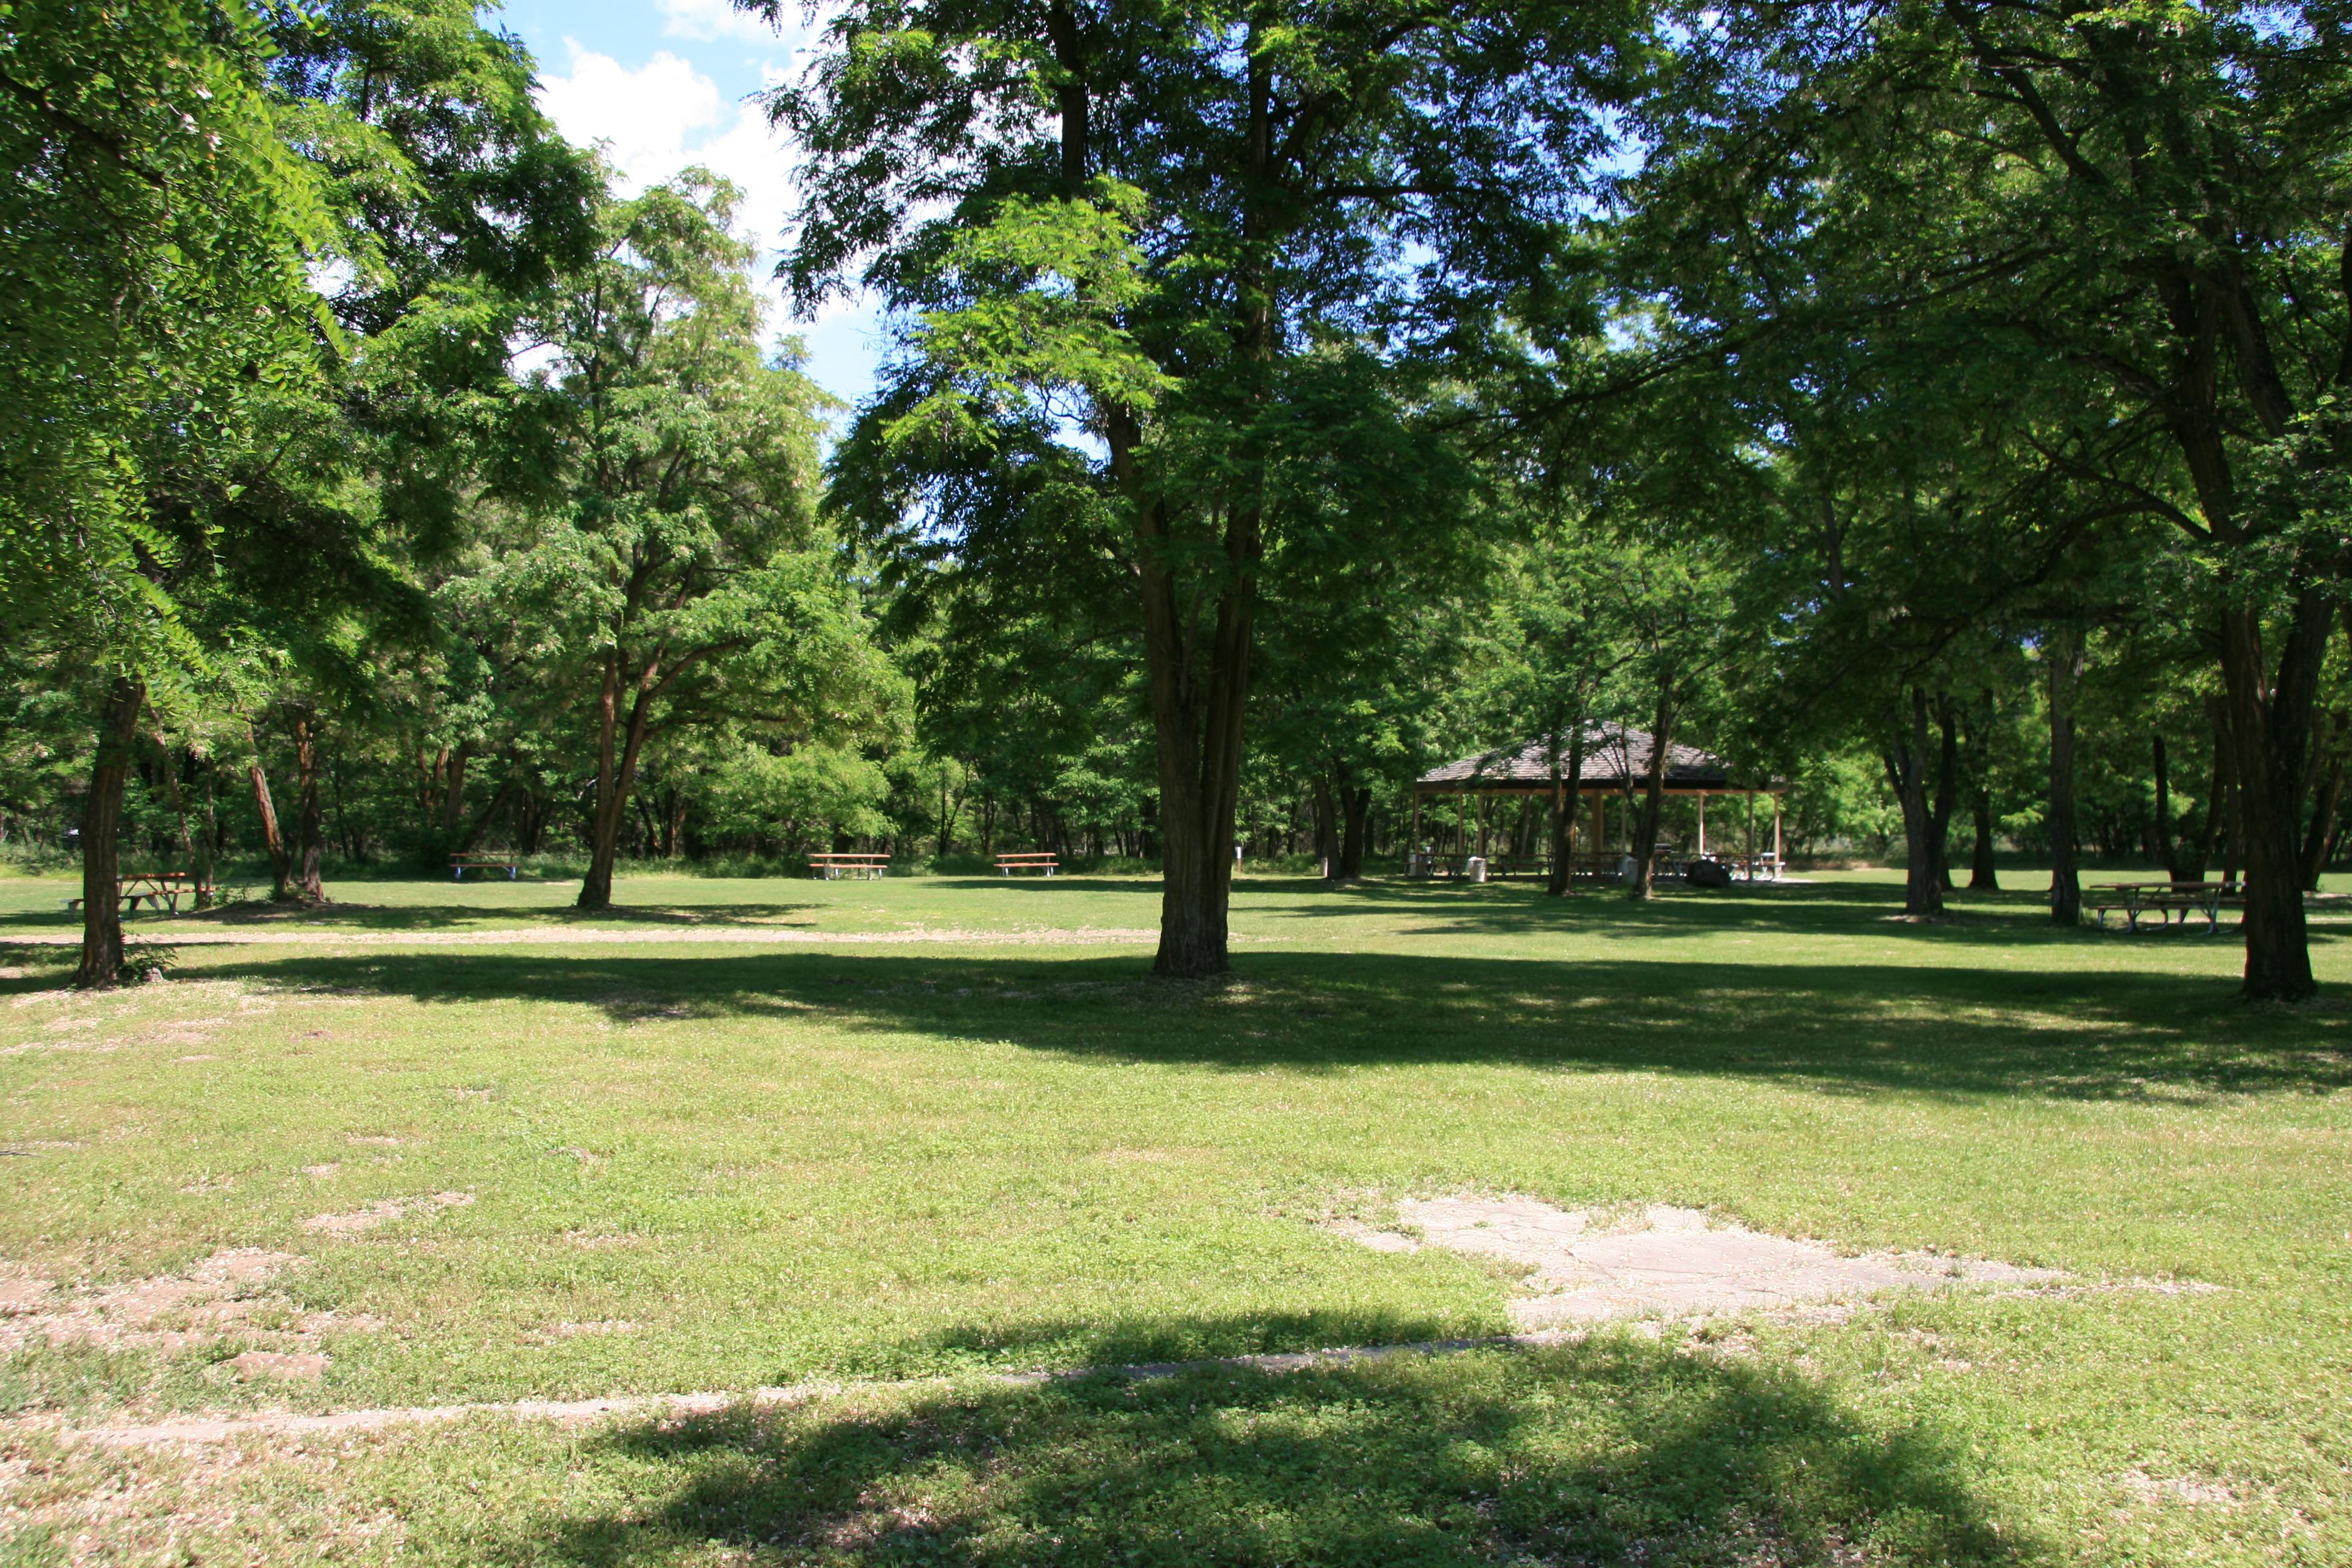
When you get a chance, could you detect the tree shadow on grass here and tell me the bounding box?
[190,946,2352,1102]
[509,1338,2023,1567]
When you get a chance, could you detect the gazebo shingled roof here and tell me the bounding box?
[1414,724,1777,795]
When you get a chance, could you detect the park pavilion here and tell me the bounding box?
[1409,723,1787,880]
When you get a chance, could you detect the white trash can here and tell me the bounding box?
[1466,856,1487,883]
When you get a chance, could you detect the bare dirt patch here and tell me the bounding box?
[230,1350,328,1381]
[302,1191,472,1237]
[0,1249,302,1353]
[1325,1197,2068,1327]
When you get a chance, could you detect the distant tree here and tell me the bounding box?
[503,172,895,909]
[758,0,1642,975]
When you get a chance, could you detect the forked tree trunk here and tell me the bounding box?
[2047,629,2084,926]
[1544,727,1586,898]
[1964,692,1999,890]
[580,653,659,910]
[292,711,325,903]
[1115,395,1261,974]
[439,741,469,834]
[2154,734,2178,880]
[246,722,294,901]
[1884,687,1950,918]
[1628,694,1674,901]
[77,679,146,988]
[1313,775,1338,877]
[2218,588,2330,998]
[1337,783,1370,879]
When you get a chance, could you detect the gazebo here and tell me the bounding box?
[1409,724,1786,880]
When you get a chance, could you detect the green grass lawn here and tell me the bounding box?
[0,869,2346,1565]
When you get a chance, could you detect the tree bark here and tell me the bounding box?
[1338,783,1370,879]
[2153,733,2178,880]
[439,741,469,834]
[579,653,659,910]
[1628,694,1674,901]
[2217,587,2328,999]
[77,678,146,988]
[2047,629,2084,926]
[246,722,294,901]
[292,710,325,903]
[1884,687,1952,916]
[1544,726,1586,897]
[1313,774,1338,877]
[1964,691,1998,889]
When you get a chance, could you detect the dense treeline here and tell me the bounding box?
[4,0,2348,998]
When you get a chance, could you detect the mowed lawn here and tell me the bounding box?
[0,870,2346,1566]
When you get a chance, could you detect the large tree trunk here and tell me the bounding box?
[1312,774,1338,877]
[439,741,469,834]
[1628,696,1674,901]
[1964,691,1998,890]
[1337,783,1370,879]
[2154,733,2180,880]
[580,656,658,910]
[1884,687,1949,917]
[246,722,294,901]
[1116,391,1260,973]
[77,679,146,988]
[2047,628,2085,926]
[1544,727,1586,897]
[192,754,216,909]
[2219,588,2329,998]
[460,776,514,854]
[1932,693,1959,892]
[292,711,325,903]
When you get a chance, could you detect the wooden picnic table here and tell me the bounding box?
[450,852,520,881]
[2089,880,2241,933]
[1691,851,1783,882]
[809,852,890,881]
[995,853,1059,877]
[67,872,209,913]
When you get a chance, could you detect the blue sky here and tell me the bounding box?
[488,0,884,409]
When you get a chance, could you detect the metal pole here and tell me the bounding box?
[1697,792,1707,857]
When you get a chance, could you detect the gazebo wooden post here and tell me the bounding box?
[1745,790,1756,873]
[1477,792,1490,860]
[1590,793,1604,860]
[1696,792,1707,857]
[1408,789,1423,873]
[1772,795,1783,861]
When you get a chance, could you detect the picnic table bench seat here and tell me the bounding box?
[2089,880,2243,933]
[66,872,209,913]
[451,853,520,881]
[809,853,890,881]
[995,853,1058,877]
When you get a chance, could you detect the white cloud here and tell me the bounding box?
[535,45,724,188]
[656,0,796,44]
[534,42,881,405]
